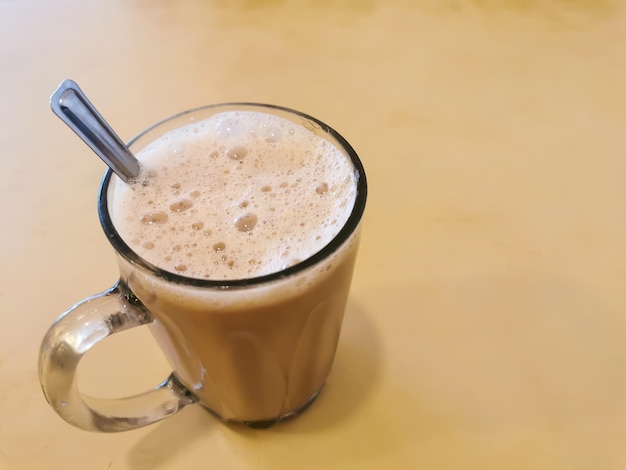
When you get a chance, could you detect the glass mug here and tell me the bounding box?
[38,103,367,432]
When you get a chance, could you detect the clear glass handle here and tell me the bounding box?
[38,282,197,432]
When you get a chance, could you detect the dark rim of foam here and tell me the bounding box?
[98,103,367,290]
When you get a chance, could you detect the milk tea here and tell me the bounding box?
[108,109,362,424]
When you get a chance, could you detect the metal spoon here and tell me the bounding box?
[50,79,140,182]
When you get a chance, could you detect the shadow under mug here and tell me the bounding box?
[38,103,367,432]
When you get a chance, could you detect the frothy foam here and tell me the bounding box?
[110,111,357,280]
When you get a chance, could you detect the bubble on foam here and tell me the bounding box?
[315,183,329,194]
[170,199,193,212]
[213,242,226,252]
[217,118,245,139]
[282,258,301,270]
[226,146,248,161]
[140,211,168,225]
[192,221,204,230]
[264,127,282,143]
[139,170,157,187]
[175,264,187,272]
[171,144,185,155]
[235,213,258,232]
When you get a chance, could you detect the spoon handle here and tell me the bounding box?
[50,79,140,182]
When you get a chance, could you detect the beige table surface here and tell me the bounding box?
[2,0,626,468]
